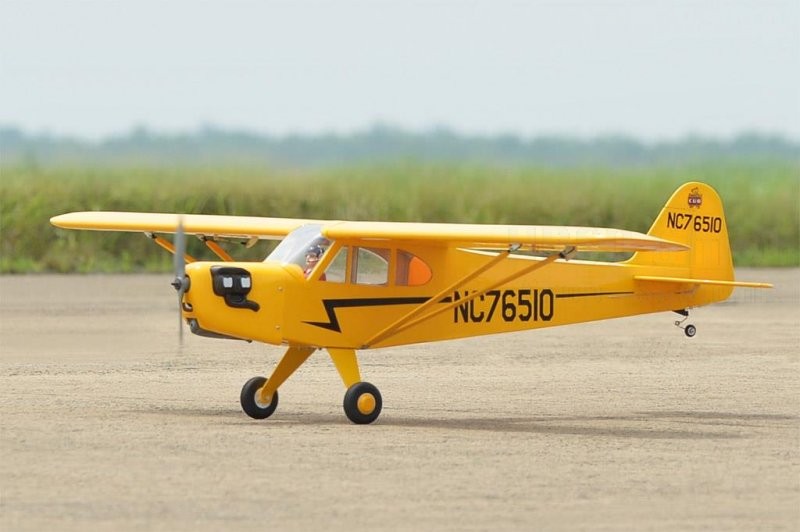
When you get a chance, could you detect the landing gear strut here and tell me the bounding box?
[673,309,697,338]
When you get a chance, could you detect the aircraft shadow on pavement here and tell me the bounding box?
[133,407,798,440]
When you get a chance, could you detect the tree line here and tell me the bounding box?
[2,124,798,167]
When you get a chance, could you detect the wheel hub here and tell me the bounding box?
[254,389,272,409]
[357,393,376,415]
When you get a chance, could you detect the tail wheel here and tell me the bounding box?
[240,376,279,419]
[684,324,697,338]
[343,382,382,424]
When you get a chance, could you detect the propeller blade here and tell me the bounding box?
[172,216,186,347]
[174,216,186,280]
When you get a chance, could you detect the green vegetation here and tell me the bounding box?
[1,161,798,272]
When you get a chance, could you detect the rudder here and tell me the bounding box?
[629,182,735,284]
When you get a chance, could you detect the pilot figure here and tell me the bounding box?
[303,245,325,279]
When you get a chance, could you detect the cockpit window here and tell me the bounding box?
[324,246,348,283]
[396,250,432,286]
[268,233,431,287]
[354,247,389,285]
[265,224,330,272]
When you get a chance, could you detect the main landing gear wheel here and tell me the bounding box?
[343,382,382,424]
[240,376,279,419]
[684,324,697,338]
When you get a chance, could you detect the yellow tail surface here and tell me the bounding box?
[629,182,735,293]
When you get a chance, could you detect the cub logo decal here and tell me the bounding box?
[688,187,703,208]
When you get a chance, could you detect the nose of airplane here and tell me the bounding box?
[177,261,287,345]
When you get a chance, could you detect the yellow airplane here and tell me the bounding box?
[51,182,771,424]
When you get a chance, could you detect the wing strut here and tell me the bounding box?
[362,246,575,348]
[202,238,235,261]
[148,232,235,262]
[146,233,196,263]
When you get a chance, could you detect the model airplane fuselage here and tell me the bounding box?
[51,182,771,424]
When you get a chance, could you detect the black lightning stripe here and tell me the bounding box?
[305,297,431,333]
[306,292,632,333]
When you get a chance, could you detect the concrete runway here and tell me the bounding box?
[1,269,798,531]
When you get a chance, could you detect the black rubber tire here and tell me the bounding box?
[240,376,279,419]
[343,382,382,425]
[685,324,697,338]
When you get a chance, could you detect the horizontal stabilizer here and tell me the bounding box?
[635,275,773,289]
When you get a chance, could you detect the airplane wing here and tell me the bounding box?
[50,211,330,240]
[322,221,688,252]
[51,212,687,252]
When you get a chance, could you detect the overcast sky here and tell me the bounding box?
[1,0,798,141]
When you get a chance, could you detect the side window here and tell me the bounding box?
[396,250,432,286]
[323,246,348,283]
[353,247,389,285]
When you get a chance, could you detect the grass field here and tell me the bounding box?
[1,161,797,272]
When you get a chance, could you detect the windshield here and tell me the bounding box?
[265,224,330,269]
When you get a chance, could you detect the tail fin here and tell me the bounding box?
[629,182,734,283]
